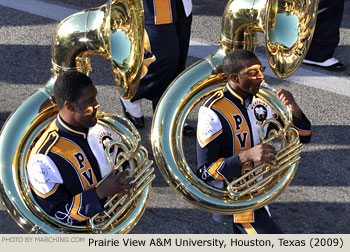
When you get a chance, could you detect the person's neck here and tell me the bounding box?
[234,89,249,100]
[58,113,88,133]
[228,82,249,100]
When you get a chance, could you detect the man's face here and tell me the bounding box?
[71,84,100,129]
[232,58,265,96]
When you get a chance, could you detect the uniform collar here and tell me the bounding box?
[225,83,253,106]
[56,115,88,139]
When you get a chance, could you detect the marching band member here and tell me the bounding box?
[196,49,312,233]
[120,0,195,135]
[27,71,135,224]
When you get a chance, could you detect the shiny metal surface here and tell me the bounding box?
[151,49,233,214]
[221,0,317,78]
[151,0,316,214]
[227,84,302,209]
[0,0,152,233]
[52,0,144,99]
[151,69,301,214]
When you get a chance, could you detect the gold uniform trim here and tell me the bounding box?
[69,193,88,222]
[30,120,59,157]
[208,158,225,180]
[234,211,254,224]
[242,223,257,234]
[212,97,251,154]
[211,92,255,223]
[141,30,156,78]
[197,129,223,148]
[291,121,311,136]
[29,183,60,199]
[57,116,86,139]
[51,138,98,191]
[154,0,172,25]
[226,83,244,105]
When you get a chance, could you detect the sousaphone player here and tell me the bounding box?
[196,50,311,234]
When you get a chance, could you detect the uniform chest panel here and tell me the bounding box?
[212,98,251,153]
[51,138,98,191]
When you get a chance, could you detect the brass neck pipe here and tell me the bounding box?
[51,4,110,75]
[50,0,145,99]
[220,0,267,52]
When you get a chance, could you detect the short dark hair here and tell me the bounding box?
[54,71,93,108]
[222,49,258,78]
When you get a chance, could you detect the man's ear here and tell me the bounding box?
[229,74,239,83]
[63,100,75,112]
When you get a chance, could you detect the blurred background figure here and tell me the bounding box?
[120,0,195,135]
[303,0,346,72]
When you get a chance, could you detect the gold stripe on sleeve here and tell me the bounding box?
[208,158,225,180]
[69,193,88,222]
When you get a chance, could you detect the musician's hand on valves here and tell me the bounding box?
[277,89,302,118]
[239,143,277,166]
[96,169,135,200]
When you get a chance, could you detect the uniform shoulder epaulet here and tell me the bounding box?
[30,120,60,156]
[203,89,224,109]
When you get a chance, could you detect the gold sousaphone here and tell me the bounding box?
[151,0,317,214]
[0,0,155,233]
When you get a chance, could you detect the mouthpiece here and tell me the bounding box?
[260,81,277,93]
